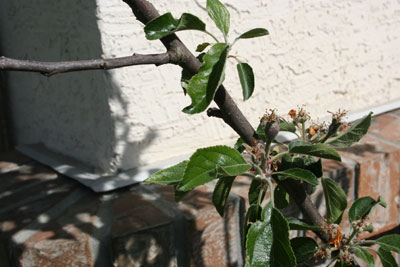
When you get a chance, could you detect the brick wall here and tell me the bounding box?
[1,110,399,266]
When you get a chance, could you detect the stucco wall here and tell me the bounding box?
[0,0,116,173]
[1,0,400,173]
[99,0,400,171]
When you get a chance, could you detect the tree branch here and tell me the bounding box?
[0,0,329,242]
[0,53,170,76]
[123,0,257,146]
[123,0,329,241]
[278,179,330,242]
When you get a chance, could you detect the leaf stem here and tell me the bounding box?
[326,256,339,267]
[270,151,289,162]
[357,240,377,246]
[266,176,274,208]
[301,121,306,141]
[345,226,359,246]
[203,30,220,43]
[223,33,229,44]
[256,183,266,214]
[231,37,239,47]
[252,163,263,176]
[241,172,257,179]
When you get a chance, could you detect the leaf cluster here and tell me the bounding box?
[142,1,399,266]
[144,0,268,113]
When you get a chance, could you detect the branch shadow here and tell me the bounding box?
[0,0,202,266]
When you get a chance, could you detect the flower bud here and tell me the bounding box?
[264,121,280,142]
[364,224,374,233]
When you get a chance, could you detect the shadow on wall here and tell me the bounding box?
[0,0,157,175]
[0,61,12,153]
[0,0,180,266]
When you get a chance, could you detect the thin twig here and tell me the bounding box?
[0,53,170,76]
[0,0,330,243]
[207,108,224,118]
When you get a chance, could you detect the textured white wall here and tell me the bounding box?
[0,0,116,173]
[98,0,400,171]
[1,0,400,173]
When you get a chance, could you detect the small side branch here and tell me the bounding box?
[0,53,170,76]
[207,107,223,119]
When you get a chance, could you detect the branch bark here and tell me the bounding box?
[0,53,170,76]
[123,0,257,146]
[123,0,329,242]
[0,0,329,242]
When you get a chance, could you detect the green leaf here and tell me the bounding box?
[176,13,206,31]
[248,179,266,205]
[243,203,262,247]
[246,220,273,266]
[303,157,323,178]
[145,161,188,185]
[180,68,192,94]
[348,196,387,222]
[274,185,289,209]
[275,168,319,186]
[327,112,372,148]
[145,13,206,40]
[177,145,250,191]
[256,123,267,141]
[353,246,375,267]
[181,52,205,94]
[321,177,347,223]
[234,138,245,153]
[334,261,345,267]
[174,185,188,202]
[183,43,229,114]
[237,63,255,101]
[289,141,341,161]
[270,208,296,267]
[261,201,273,221]
[290,237,319,263]
[377,234,400,254]
[246,208,296,267]
[287,217,322,231]
[247,204,262,223]
[243,204,261,247]
[196,42,211,52]
[236,28,269,40]
[279,120,296,133]
[212,176,236,216]
[376,247,398,267]
[207,0,230,37]
[279,154,323,178]
[217,164,249,177]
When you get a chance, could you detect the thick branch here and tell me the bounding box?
[123,0,257,145]
[0,0,329,242]
[278,179,329,242]
[123,0,329,241]
[0,53,170,76]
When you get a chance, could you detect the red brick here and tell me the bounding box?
[20,228,93,267]
[16,193,102,267]
[390,108,400,117]
[181,187,243,267]
[317,159,358,232]
[149,184,244,266]
[0,163,58,193]
[339,134,400,237]
[368,113,400,144]
[0,151,31,173]
[112,189,172,237]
